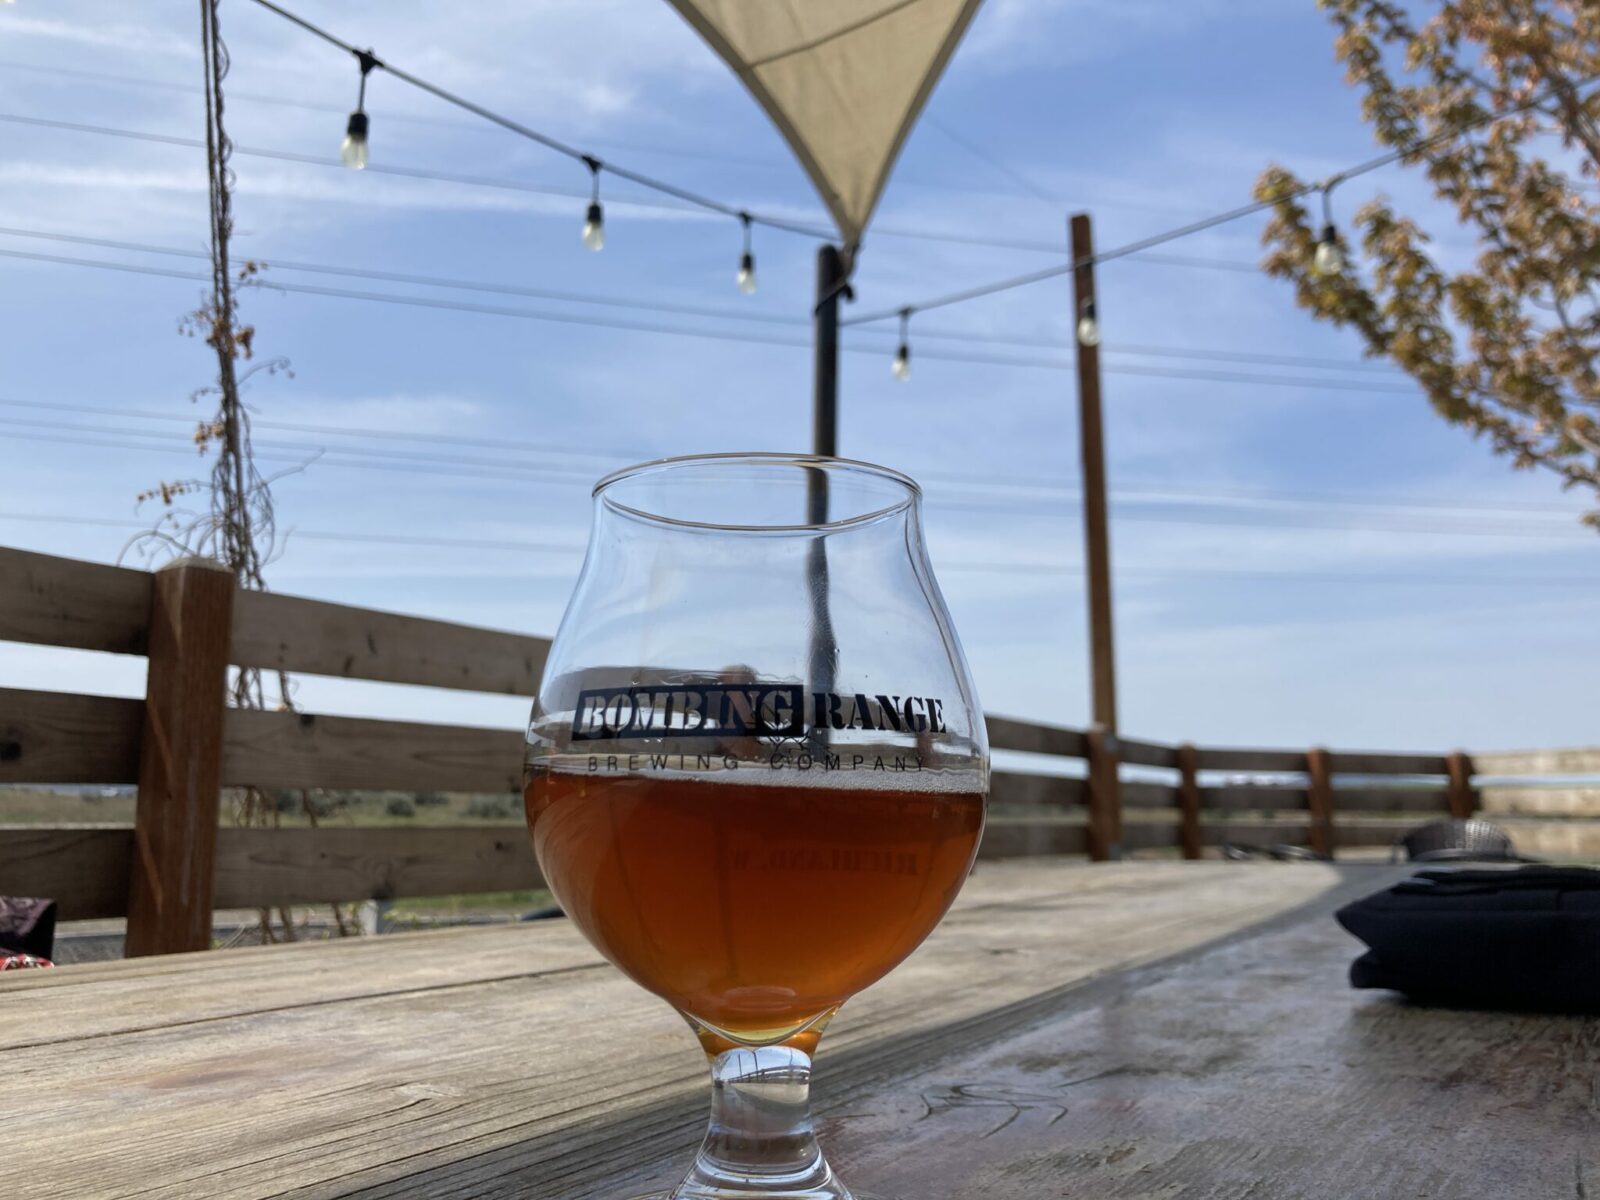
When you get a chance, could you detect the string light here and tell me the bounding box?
[339,49,377,170]
[1312,180,1344,277]
[892,308,912,381]
[1076,298,1102,348]
[736,212,757,295]
[581,156,605,252]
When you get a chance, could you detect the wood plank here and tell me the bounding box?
[127,558,233,957]
[1470,745,1600,776]
[1328,749,1449,775]
[1084,725,1121,860]
[1175,742,1202,859]
[0,546,150,655]
[0,688,142,784]
[976,818,1086,858]
[0,826,132,919]
[1117,735,1177,768]
[1479,785,1600,818]
[1200,784,1308,811]
[222,708,524,794]
[1306,746,1334,858]
[230,589,551,695]
[1447,750,1475,818]
[213,826,541,908]
[983,715,1086,758]
[1191,745,1307,772]
[1334,786,1454,812]
[987,772,1085,807]
[1121,781,1178,808]
[0,861,1359,1200]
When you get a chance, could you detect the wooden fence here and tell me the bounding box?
[2,545,1595,956]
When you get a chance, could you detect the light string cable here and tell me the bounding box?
[843,71,1600,332]
[245,0,828,277]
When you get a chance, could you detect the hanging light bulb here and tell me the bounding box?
[1313,224,1344,276]
[1312,180,1345,277]
[340,112,370,170]
[581,157,605,251]
[341,50,378,171]
[735,213,756,294]
[892,308,912,381]
[1076,299,1101,348]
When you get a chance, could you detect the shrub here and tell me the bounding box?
[386,796,416,818]
[465,795,516,820]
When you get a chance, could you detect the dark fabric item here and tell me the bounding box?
[1336,866,1600,1013]
[0,897,56,959]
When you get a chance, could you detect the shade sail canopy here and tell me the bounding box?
[665,0,985,253]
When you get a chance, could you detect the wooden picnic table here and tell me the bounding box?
[4,859,1594,1198]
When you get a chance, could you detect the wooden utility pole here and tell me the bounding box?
[1070,213,1118,734]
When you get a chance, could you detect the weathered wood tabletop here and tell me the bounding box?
[5,860,1595,1199]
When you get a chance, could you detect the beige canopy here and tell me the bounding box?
[665,0,985,254]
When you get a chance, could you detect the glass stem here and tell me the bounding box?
[673,1043,850,1199]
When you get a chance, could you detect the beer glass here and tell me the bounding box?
[525,453,989,1199]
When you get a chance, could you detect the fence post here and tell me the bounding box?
[1085,725,1122,861]
[1305,746,1335,859]
[1446,750,1475,819]
[125,557,234,957]
[1176,742,1203,860]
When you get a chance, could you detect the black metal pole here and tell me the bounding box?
[812,243,843,460]
[806,244,843,751]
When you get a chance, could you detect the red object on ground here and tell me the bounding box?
[0,953,53,971]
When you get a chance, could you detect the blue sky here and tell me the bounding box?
[1,0,1595,753]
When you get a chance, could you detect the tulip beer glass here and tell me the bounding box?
[525,454,989,1199]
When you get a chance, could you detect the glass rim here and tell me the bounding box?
[593,451,921,533]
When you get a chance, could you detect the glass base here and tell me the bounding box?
[647,1040,876,1200]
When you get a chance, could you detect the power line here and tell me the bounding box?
[2,509,1596,583]
[5,424,1591,540]
[8,397,1580,516]
[0,223,1397,374]
[0,244,1432,390]
[846,73,1600,326]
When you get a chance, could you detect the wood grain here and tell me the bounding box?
[1200,784,1309,811]
[0,825,132,919]
[1084,726,1121,861]
[221,708,524,794]
[1175,742,1202,860]
[127,558,233,957]
[0,687,142,784]
[231,588,551,695]
[0,861,1357,1200]
[1116,736,1177,768]
[1327,749,1450,775]
[1191,745,1307,772]
[1471,745,1600,776]
[1447,750,1475,818]
[1306,746,1334,858]
[1119,781,1178,809]
[0,545,150,654]
[988,772,1086,807]
[213,825,542,907]
[984,716,1087,758]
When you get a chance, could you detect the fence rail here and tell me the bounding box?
[3,545,1595,955]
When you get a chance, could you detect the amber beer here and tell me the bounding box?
[526,769,984,1041]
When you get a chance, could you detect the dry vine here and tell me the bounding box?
[128,0,352,943]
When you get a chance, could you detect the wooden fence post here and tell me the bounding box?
[1446,751,1475,819]
[1085,726,1122,862]
[1176,742,1202,860]
[125,557,234,957]
[1305,746,1335,859]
